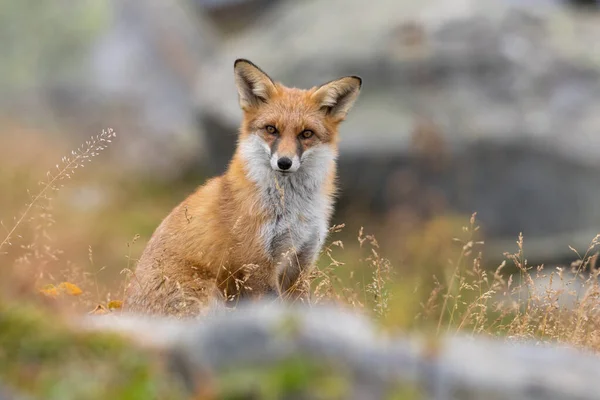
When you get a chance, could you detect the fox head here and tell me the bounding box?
[233,59,361,177]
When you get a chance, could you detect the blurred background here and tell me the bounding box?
[2,0,600,301]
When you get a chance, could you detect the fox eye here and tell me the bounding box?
[300,130,314,139]
[265,125,278,135]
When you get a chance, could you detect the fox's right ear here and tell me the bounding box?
[234,59,276,110]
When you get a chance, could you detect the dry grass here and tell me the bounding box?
[2,130,600,355]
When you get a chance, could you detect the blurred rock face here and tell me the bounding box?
[79,301,600,400]
[83,0,217,179]
[1,0,218,180]
[194,0,600,262]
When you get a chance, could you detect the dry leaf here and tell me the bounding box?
[107,300,123,310]
[39,284,59,298]
[59,282,83,296]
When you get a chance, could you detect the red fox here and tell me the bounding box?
[125,59,361,316]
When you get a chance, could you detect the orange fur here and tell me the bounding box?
[125,60,361,316]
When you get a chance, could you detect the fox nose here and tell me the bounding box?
[277,157,293,170]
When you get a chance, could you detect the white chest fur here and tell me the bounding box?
[239,135,335,264]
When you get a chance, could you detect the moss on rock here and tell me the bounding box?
[0,301,187,400]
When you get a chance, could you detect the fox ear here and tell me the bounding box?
[234,59,276,109]
[312,76,362,120]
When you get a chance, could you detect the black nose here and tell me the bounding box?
[277,157,293,170]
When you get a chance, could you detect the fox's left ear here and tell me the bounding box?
[312,76,362,120]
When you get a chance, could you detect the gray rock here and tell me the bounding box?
[82,301,600,399]
[0,382,29,400]
[192,0,271,8]
[190,0,283,36]
[79,0,219,179]
[193,0,600,262]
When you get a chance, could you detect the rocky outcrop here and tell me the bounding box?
[82,302,600,400]
[194,0,600,262]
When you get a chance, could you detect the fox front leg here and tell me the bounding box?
[277,235,322,303]
[215,262,278,306]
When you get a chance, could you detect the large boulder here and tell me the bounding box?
[82,301,600,399]
[194,0,600,262]
[4,297,599,399]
